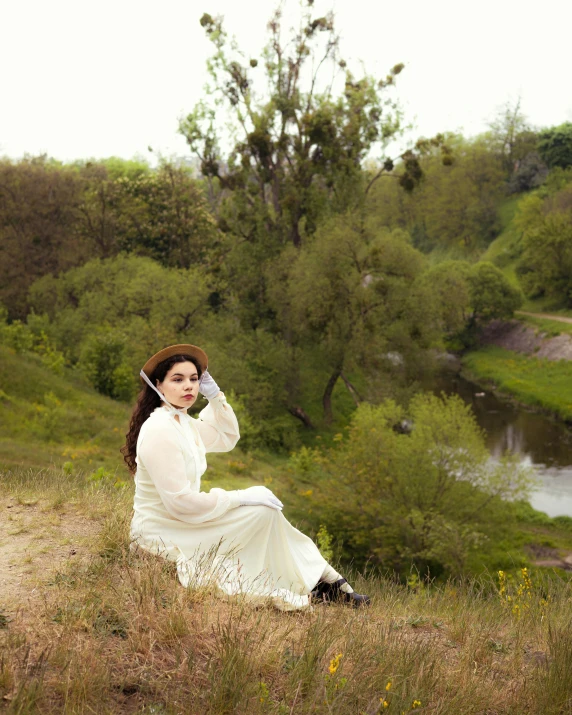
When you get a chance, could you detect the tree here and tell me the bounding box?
[0,157,87,318]
[178,5,448,333]
[416,260,471,338]
[537,122,572,170]
[517,188,572,305]
[487,98,538,177]
[27,254,211,370]
[115,162,220,269]
[467,262,523,324]
[419,260,522,349]
[179,7,415,250]
[73,158,151,259]
[269,215,440,422]
[367,135,505,254]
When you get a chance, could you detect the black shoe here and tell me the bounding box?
[311,578,370,607]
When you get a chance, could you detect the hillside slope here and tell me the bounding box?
[0,345,131,472]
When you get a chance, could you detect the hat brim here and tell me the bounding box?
[141,344,208,381]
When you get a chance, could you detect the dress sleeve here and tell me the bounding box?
[194,392,240,453]
[138,418,241,523]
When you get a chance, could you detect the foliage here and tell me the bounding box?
[0,157,86,318]
[316,524,334,563]
[467,261,523,322]
[508,151,548,194]
[416,261,472,340]
[309,393,534,577]
[516,180,572,306]
[0,158,216,319]
[28,254,211,370]
[0,305,65,375]
[79,329,135,401]
[180,6,414,252]
[418,260,522,348]
[537,122,572,169]
[178,4,449,345]
[368,135,505,254]
[270,215,441,421]
[113,162,220,269]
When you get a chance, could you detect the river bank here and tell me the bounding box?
[461,346,572,422]
[459,315,572,423]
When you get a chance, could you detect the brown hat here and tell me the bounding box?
[141,344,208,381]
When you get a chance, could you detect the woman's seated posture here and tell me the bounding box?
[122,344,370,611]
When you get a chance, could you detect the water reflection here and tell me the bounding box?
[430,372,572,517]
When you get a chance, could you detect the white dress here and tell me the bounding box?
[129,393,328,611]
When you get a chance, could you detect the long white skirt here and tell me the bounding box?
[130,504,329,611]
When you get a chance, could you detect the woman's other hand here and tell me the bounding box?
[237,485,283,511]
[198,369,221,400]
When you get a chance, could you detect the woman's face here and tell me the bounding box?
[156,361,199,409]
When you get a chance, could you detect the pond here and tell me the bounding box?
[431,370,572,518]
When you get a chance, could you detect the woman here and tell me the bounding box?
[122,343,370,611]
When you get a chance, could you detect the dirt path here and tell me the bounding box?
[0,495,100,615]
[516,310,572,325]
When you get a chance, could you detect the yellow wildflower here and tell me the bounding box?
[385,681,392,691]
[412,699,422,709]
[328,652,343,675]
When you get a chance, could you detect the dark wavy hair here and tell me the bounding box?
[121,354,203,475]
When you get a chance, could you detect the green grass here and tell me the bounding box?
[480,196,523,289]
[0,344,131,473]
[463,346,572,421]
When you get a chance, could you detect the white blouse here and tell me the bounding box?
[135,393,242,524]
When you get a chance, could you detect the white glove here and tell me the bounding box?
[237,485,283,511]
[199,369,220,400]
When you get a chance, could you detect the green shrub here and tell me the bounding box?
[311,393,535,579]
[79,330,135,401]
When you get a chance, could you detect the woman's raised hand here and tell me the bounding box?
[198,369,221,400]
[237,485,283,511]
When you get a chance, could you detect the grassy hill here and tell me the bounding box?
[479,193,572,317]
[479,195,522,288]
[0,344,131,473]
[1,466,572,714]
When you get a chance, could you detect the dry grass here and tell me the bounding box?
[1,469,572,714]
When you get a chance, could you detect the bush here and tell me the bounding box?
[79,330,135,401]
[310,393,534,578]
[0,307,66,374]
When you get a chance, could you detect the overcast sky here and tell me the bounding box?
[1,0,571,166]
